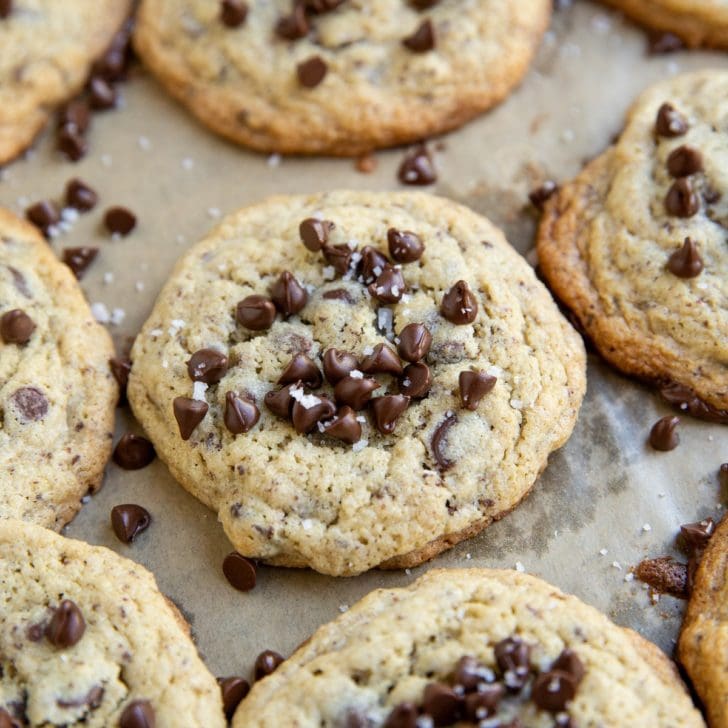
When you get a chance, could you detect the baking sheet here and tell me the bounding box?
[2,0,727,679]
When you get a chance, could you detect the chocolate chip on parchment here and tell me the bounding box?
[403,18,435,52]
[173,397,209,440]
[532,669,578,713]
[383,702,418,728]
[0,0,12,19]
[187,348,228,384]
[119,700,155,728]
[224,392,260,434]
[222,552,257,591]
[635,556,688,598]
[387,228,424,263]
[667,145,703,178]
[360,343,403,375]
[279,353,322,387]
[62,247,98,279]
[397,323,431,362]
[323,348,359,384]
[398,143,437,186]
[299,217,334,251]
[359,245,389,284]
[46,600,85,648]
[667,237,703,278]
[26,200,60,235]
[441,280,478,324]
[112,433,156,470]
[370,394,409,434]
[11,387,48,421]
[292,396,336,434]
[1,309,35,345]
[104,206,137,236]
[236,295,277,331]
[270,271,308,316]
[59,100,91,134]
[219,676,250,720]
[322,406,362,444]
[297,55,328,88]
[88,76,117,110]
[368,266,406,304]
[323,243,354,275]
[528,179,559,210]
[459,370,496,410]
[494,637,531,692]
[421,683,461,725]
[334,376,380,410]
[57,124,88,161]
[254,650,284,680]
[111,504,152,543]
[66,178,98,211]
[655,102,688,137]
[221,0,248,27]
[649,415,680,451]
[431,413,456,470]
[110,356,131,399]
[400,362,432,399]
[264,386,295,419]
[680,518,715,553]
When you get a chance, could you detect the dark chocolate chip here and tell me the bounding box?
[111,504,152,543]
[270,271,308,316]
[113,433,156,470]
[187,348,228,384]
[119,700,155,728]
[297,56,328,88]
[0,0,12,19]
[224,392,260,434]
[666,145,703,177]
[453,655,488,692]
[65,178,98,212]
[322,406,362,444]
[173,397,209,440]
[46,600,85,648]
[422,683,461,726]
[459,370,496,410]
[304,0,345,12]
[649,415,680,451]
[62,247,98,279]
[680,518,715,554]
[403,19,435,52]
[343,710,369,728]
[323,349,359,384]
[59,100,90,134]
[322,288,355,303]
[26,200,60,235]
[359,245,389,284]
[334,376,380,410]
[635,556,688,598]
[276,3,309,40]
[254,650,284,680]
[410,0,440,8]
[387,228,424,263]
[648,31,684,54]
[383,702,418,728]
[104,206,137,236]
[431,413,456,470]
[370,394,409,435]
[292,395,336,434]
[360,343,403,375]
[279,353,322,387]
[659,381,728,424]
[323,244,354,275]
[110,356,131,400]
[236,295,277,331]
[11,387,48,421]
[397,323,431,362]
[218,676,250,720]
[532,669,578,713]
[494,637,531,692]
[551,648,585,684]
[299,217,334,251]
[400,362,432,399]
[222,552,257,591]
[529,180,558,210]
[667,237,703,278]
[221,0,248,27]
[441,280,478,324]
[58,124,88,161]
[398,144,436,186]
[368,266,406,304]
[463,685,504,721]
[1,308,35,345]
[264,386,295,419]
[88,77,117,110]
[655,102,688,137]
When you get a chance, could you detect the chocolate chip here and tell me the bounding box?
[276,3,309,40]
[222,552,256,591]
[1,309,35,345]
[403,19,435,52]
[110,356,131,400]
[463,685,504,721]
[432,413,456,470]
[368,266,406,303]
[659,381,728,424]
[279,353,322,387]
[173,397,209,440]
[551,649,585,684]
[322,288,355,303]
[57,124,87,161]
[88,76,118,110]
[323,244,354,275]
[254,650,284,680]
[113,433,156,470]
[65,178,98,211]
[264,385,295,419]
[459,370,496,410]
[655,102,688,137]
[270,271,308,316]
[441,280,478,324]
[667,145,703,177]
[343,710,369,728]
[224,392,260,434]
[635,556,688,598]
[59,100,91,134]
[355,153,377,174]
[322,349,358,384]
[387,228,424,263]
[221,0,248,27]
[494,637,531,692]
[26,200,60,235]
[648,31,684,54]
[292,395,336,434]
[680,518,715,554]
[11,387,48,421]
[649,415,680,451]
[104,206,137,236]
[359,246,389,284]
[532,669,578,713]
[334,376,380,410]
[529,180,558,210]
[410,0,440,8]
[721,463,728,489]
[400,362,432,398]
[305,0,345,12]
[667,237,703,278]
[383,703,418,728]
[0,0,12,19]
[62,247,98,279]
[370,394,409,434]
[397,323,431,362]
[322,406,362,444]
[297,55,328,88]
[423,683,461,726]
[111,504,152,543]
[0,709,19,728]
[187,348,228,384]
[46,600,85,648]
[453,655,488,691]
[219,676,250,719]
[398,144,436,186]
[236,295,277,331]
[299,217,334,251]
[119,700,155,728]
[360,343,403,375]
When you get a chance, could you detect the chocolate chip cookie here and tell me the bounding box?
[0,208,117,529]
[232,568,705,727]
[679,513,728,727]
[537,70,728,420]
[128,191,586,576]
[0,519,225,727]
[0,1,133,163]
[133,0,551,155]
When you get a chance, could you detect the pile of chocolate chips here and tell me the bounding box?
[370,638,584,728]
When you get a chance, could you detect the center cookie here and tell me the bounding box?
[128,191,586,576]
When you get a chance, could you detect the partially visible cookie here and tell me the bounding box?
[679,513,728,727]
[133,0,551,156]
[0,1,133,163]
[0,209,117,529]
[537,70,728,419]
[0,519,226,727]
[233,568,705,727]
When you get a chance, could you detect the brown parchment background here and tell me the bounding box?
[1,0,727,681]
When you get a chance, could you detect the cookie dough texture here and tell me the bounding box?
[233,568,705,727]
[679,514,728,727]
[129,191,586,576]
[133,0,551,156]
[0,0,133,163]
[0,209,117,529]
[538,71,728,414]
[602,0,728,48]
[0,519,225,727]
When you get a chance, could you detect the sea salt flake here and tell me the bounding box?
[515,562,525,573]
[267,153,281,168]
[91,302,110,324]
[149,328,163,338]
[612,561,622,570]
[350,370,363,379]
[103,272,114,285]
[352,439,368,452]
[642,523,652,532]
[110,307,125,326]
[599,548,608,556]
[192,382,208,401]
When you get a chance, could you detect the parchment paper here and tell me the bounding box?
[1,0,726,679]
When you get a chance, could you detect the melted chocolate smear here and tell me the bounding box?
[432,413,457,471]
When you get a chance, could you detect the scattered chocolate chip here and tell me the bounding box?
[422,683,461,725]
[334,376,380,410]
[279,353,322,387]
[270,271,308,316]
[655,102,688,137]
[113,433,156,470]
[222,552,256,591]
[432,412,456,470]
[368,266,406,304]
[110,356,131,400]
[403,19,435,52]
[221,0,248,27]
[355,153,377,174]
[649,415,680,451]
[276,3,309,39]
[370,394,409,435]
[254,650,284,680]
[224,392,260,434]
[667,237,703,278]
[236,295,277,331]
[299,217,334,251]
[26,200,60,235]
[494,637,531,692]
[387,228,424,263]
[383,702,418,728]
[1,308,35,345]
[680,518,715,554]
[397,323,431,362]
[322,406,362,444]
[104,206,137,236]
[659,381,728,424]
[297,55,328,88]
[323,349,358,384]
[65,178,98,211]
[648,30,684,54]
[88,76,117,110]
[0,0,12,19]
[532,669,578,713]
[119,700,155,728]
[400,362,432,398]
[57,124,87,161]
[111,504,152,543]
[667,145,703,178]
[59,100,91,134]
[187,348,228,384]
[292,395,336,434]
[11,387,48,421]
[529,180,558,210]
[46,600,85,648]
[173,397,209,440]
[398,144,436,185]
[219,676,250,720]
[323,244,354,275]
[441,280,478,324]
[359,245,389,284]
[265,386,295,419]
[635,556,688,598]
[459,370,496,410]
[360,343,403,375]
[62,247,98,279]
